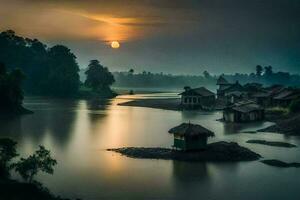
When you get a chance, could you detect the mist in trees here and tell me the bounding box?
[113,66,300,90]
[0,30,80,96]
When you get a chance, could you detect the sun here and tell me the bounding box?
[111,41,120,49]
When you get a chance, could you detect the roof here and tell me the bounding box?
[168,123,215,137]
[252,92,270,98]
[217,76,230,85]
[180,87,215,96]
[221,82,244,92]
[227,100,264,113]
[274,90,300,100]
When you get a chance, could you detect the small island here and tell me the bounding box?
[108,141,261,162]
[108,123,261,162]
[246,139,297,148]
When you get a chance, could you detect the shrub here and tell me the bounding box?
[289,99,300,113]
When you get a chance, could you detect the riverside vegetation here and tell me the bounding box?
[0,138,77,200]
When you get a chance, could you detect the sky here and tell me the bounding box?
[0,0,299,74]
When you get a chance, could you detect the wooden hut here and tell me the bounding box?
[168,123,214,151]
[223,100,264,123]
[179,87,215,109]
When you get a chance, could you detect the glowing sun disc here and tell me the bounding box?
[111,41,120,49]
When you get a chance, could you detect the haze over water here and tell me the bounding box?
[1,94,300,200]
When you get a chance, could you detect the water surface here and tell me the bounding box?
[1,94,300,200]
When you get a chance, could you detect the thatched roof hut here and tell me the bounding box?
[168,123,214,137]
[168,123,214,151]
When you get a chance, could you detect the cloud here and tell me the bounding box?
[0,0,202,42]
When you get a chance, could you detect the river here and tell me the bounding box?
[1,94,300,200]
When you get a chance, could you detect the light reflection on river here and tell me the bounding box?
[1,94,300,200]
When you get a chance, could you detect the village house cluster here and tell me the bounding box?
[180,76,300,123]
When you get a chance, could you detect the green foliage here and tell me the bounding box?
[289,99,300,113]
[85,60,115,92]
[0,30,80,96]
[0,138,18,179]
[13,146,57,183]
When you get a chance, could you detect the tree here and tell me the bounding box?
[0,30,80,96]
[13,146,57,183]
[0,138,18,178]
[264,66,273,76]
[47,45,80,96]
[0,63,25,112]
[128,68,134,75]
[203,70,211,79]
[85,60,115,92]
[256,65,263,76]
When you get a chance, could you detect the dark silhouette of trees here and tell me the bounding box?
[0,138,18,178]
[256,65,263,76]
[128,69,134,75]
[13,146,57,183]
[0,63,26,113]
[289,99,300,113]
[113,65,300,90]
[203,70,211,79]
[264,66,273,76]
[0,30,80,96]
[85,60,115,93]
[47,45,80,96]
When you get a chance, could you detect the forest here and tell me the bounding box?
[112,67,300,90]
[0,30,115,98]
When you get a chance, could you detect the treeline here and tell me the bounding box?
[113,67,300,90]
[113,70,216,90]
[0,30,79,96]
[223,65,300,87]
[0,30,115,98]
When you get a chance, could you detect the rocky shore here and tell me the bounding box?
[246,140,297,148]
[107,141,261,162]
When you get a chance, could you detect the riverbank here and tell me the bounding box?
[260,113,300,136]
[118,97,227,111]
[0,178,73,200]
[246,140,297,148]
[118,98,182,111]
[0,106,33,117]
[108,141,261,162]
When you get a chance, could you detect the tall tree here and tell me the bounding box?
[203,70,211,79]
[47,45,80,96]
[256,65,263,76]
[85,60,115,92]
[0,63,25,113]
[264,66,273,76]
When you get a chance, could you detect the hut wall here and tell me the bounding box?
[223,111,235,122]
[174,135,186,150]
[182,95,215,109]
